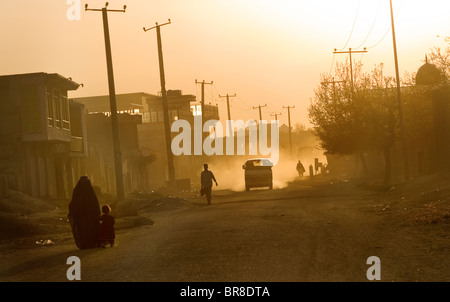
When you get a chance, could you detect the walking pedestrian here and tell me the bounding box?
[201,164,218,205]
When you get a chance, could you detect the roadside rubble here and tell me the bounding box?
[35,239,54,246]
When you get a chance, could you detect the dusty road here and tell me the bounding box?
[1,177,449,282]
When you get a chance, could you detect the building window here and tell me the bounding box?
[53,89,61,128]
[61,92,70,130]
[46,86,53,126]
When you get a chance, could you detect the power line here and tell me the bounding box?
[354,0,382,50]
[337,0,361,51]
[235,96,253,110]
[366,0,404,49]
[231,102,252,111]
[329,53,336,75]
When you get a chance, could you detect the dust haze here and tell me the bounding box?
[206,142,328,192]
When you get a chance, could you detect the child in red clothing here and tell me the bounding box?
[98,205,115,247]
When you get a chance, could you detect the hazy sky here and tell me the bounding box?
[1,0,449,127]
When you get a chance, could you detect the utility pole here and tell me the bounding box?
[390,0,409,180]
[85,2,126,202]
[333,48,367,94]
[283,105,295,158]
[143,19,175,184]
[195,80,213,119]
[270,112,282,121]
[252,104,267,121]
[219,93,236,136]
[321,78,346,115]
[321,78,346,101]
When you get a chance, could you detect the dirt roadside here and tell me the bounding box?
[1,173,449,282]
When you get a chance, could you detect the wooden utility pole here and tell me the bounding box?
[270,112,281,121]
[333,48,367,94]
[283,105,295,158]
[321,78,346,100]
[143,19,176,184]
[219,93,236,136]
[195,80,213,119]
[252,104,267,121]
[321,78,346,115]
[390,0,409,180]
[85,2,126,202]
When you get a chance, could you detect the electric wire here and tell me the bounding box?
[353,0,382,50]
[329,53,336,75]
[337,0,361,51]
[366,0,404,49]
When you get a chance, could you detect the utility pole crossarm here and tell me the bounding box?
[270,112,282,121]
[219,94,236,98]
[85,3,126,12]
[252,104,267,121]
[321,78,346,85]
[195,80,213,118]
[332,49,367,54]
[143,19,171,32]
[332,48,368,94]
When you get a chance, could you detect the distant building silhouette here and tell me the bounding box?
[416,57,444,86]
[73,90,219,192]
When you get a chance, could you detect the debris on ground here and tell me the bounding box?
[35,239,54,246]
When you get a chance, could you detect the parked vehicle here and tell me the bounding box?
[242,158,273,191]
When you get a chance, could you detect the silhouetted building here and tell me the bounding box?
[138,90,220,189]
[74,92,154,194]
[74,92,149,116]
[0,72,84,198]
[73,90,218,192]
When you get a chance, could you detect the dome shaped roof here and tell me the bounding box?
[416,62,442,86]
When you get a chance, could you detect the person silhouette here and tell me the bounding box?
[68,176,100,249]
[98,204,115,248]
[296,160,306,177]
[201,164,218,205]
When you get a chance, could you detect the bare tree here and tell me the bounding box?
[309,62,399,183]
[428,36,450,83]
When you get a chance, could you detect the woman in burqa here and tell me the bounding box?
[68,176,100,249]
